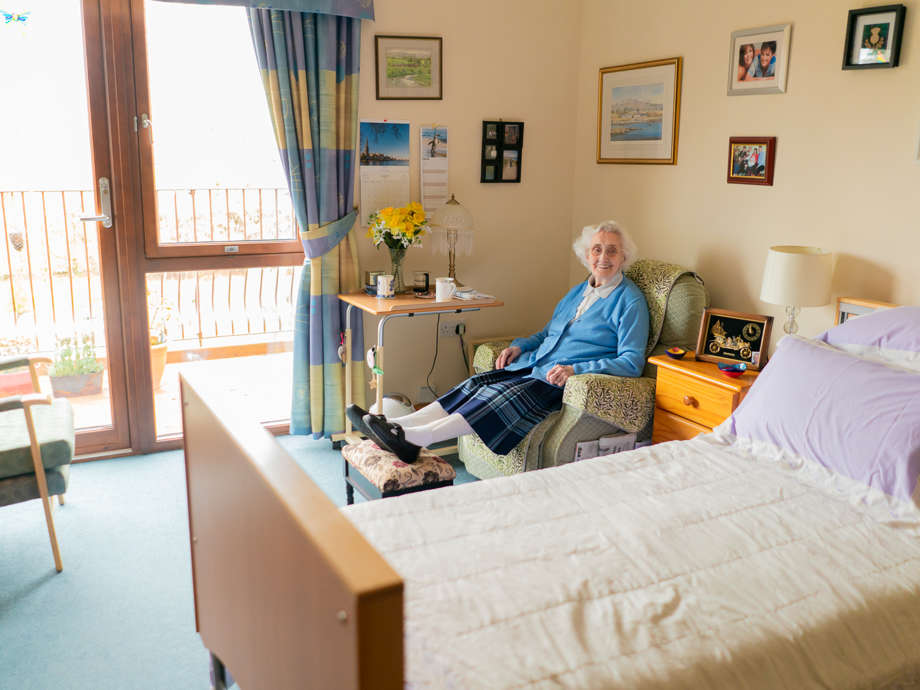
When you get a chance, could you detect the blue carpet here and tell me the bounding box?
[0,436,476,689]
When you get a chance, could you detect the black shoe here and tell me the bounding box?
[346,404,372,436]
[363,414,421,463]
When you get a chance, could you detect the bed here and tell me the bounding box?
[181,297,920,689]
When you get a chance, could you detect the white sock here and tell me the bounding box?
[388,401,448,426]
[401,413,474,448]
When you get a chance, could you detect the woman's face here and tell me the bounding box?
[742,44,754,66]
[586,230,625,285]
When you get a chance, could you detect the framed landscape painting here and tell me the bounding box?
[596,57,682,165]
[375,35,442,100]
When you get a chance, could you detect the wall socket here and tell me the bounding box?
[438,319,465,337]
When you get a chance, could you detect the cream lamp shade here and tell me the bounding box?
[759,245,833,334]
[431,194,474,285]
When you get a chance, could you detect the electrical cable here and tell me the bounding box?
[458,332,469,373]
[425,314,440,398]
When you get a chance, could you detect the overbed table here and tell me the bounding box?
[335,292,504,444]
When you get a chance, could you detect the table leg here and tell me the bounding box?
[344,304,355,433]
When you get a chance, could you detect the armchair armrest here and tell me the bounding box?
[0,393,52,412]
[472,339,515,374]
[561,374,657,434]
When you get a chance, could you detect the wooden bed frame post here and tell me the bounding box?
[181,372,404,689]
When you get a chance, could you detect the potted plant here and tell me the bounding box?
[148,300,176,390]
[49,333,104,398]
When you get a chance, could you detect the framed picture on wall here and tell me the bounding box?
[374,35,443,100]
[727,136,776,186]
[727,24,792,96]
[842,4,906,69]
[596,57,682,165]
[696,308,773,370]
[481,120,523,183]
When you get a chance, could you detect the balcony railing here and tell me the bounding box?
[0,188,301,357]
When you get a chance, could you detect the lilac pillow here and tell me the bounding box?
[817,306,920,371]
[728,335,920,504]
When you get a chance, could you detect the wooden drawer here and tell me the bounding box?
[655,367,737,429]
[652,407,709,443]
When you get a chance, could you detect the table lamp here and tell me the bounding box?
[759,245,833,334]
[431,194,473,286]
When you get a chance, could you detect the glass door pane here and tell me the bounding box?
[146,267,299,437]
[0,1,129,450]
[139,0,301,257]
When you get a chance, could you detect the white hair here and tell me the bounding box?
[572,220,639,271]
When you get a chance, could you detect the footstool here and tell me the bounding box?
[341,439,456,505]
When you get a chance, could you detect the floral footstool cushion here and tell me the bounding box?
[341,440,456,504]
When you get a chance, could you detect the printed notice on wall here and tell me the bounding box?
[420,125,448,215]
[359,121,410,227]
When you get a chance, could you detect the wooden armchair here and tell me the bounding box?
[0,355,74,572]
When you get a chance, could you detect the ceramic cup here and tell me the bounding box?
[376,274,395,298]
[435,277,456,302]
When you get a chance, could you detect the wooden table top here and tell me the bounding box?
[338,292,504,316]
[648,353,760,393]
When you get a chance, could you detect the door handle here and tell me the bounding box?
[79,177,113,228]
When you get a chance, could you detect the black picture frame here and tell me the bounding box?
[480,120,523,183]
[695,308,774,370]
[842,4,906,70]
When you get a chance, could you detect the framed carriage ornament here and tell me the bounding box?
[695,308,774,370]
[596,57,682,164]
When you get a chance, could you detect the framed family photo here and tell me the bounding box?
[375,35,443,100]
[842,4,906,69]
[727,24,792,95]
[696,308,773,370]
[727,136,776,186]
[596,57,682,165]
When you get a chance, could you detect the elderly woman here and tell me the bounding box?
[348,220,650,462]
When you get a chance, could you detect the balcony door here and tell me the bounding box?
[0,1,130,454]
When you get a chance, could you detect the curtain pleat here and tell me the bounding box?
[249,8,365,437]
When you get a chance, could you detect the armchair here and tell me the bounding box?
[458,260,708,478]
[0,355,74,572]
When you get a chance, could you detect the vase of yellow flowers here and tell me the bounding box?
[367,202,429,294]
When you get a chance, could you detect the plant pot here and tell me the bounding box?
[50,371,103,398]
[0,370,34,395]
[150,342,168,390]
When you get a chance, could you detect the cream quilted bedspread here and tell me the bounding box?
[344,434,920,689]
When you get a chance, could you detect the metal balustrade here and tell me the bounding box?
[0,188,300,357]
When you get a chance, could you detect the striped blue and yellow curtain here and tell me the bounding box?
[248,6,369,437]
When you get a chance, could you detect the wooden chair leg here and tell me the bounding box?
[23,400,63,573]
[57,493,66,506]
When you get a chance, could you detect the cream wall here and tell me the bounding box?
[355,0,581,403]
[570,0,920,349]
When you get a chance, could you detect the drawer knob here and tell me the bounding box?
[682,395,698,408]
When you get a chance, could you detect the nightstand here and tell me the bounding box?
[648,353,759,443]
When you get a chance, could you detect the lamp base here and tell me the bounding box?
[783,305,800,335]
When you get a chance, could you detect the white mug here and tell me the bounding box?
[376,274,395,298]
[435,277,456,302]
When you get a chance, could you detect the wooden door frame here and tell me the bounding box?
[89,0,303,454]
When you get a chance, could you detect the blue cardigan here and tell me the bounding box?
[506,276,650,383]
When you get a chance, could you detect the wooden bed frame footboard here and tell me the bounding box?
[180,372,404,689]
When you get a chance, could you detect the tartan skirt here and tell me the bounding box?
[437,368,564,455]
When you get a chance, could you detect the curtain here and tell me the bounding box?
[249,9,365,437]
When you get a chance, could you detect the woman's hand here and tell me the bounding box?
[495,346,521,370]
[546,364,575,387]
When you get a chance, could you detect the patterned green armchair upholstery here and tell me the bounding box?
[459,260,709,479]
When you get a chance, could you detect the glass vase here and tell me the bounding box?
[388,246,407,294]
